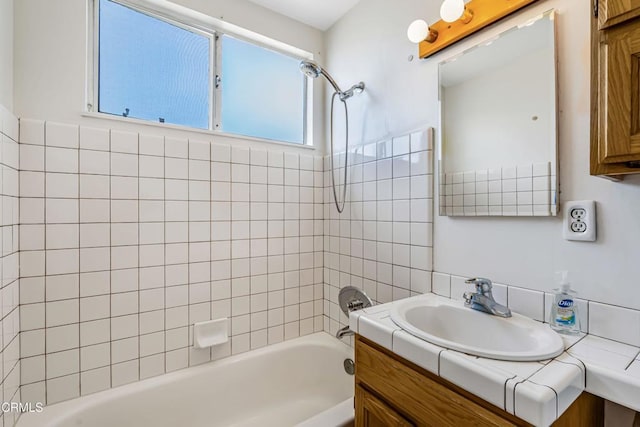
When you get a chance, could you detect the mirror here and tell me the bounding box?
[438,11,557,217]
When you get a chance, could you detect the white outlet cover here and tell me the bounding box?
[563,200,596,242]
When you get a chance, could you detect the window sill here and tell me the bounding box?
[81,112,316,151]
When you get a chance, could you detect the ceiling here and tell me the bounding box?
[246,0,361,31]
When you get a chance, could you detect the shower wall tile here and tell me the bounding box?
[18,119,324,407]
[323,129,435,337]
[0,104,22,427]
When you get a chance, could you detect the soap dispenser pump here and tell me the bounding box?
[549,271,580,335]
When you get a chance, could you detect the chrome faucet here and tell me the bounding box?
[463,278,512,318]
[336,326,355,339]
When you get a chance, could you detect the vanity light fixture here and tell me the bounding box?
[407,19,438,43]
[440,0,473,24]
[407,0,538,59]
[407,1,472,44]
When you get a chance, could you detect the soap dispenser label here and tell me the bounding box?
[555,300,575,325]
[558,299,573,308]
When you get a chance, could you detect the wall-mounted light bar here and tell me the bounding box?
[407,0,538,59]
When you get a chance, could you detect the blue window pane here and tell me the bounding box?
[221,35,305,144]
[99,0,210,129]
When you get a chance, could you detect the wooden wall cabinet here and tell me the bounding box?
[354,335,605,427]
[597,0,640,30]
[591,0,640,177]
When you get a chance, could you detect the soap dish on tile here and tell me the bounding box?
[193,318,228,348]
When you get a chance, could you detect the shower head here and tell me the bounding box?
[299,60,343,94]
[299,60,321,79]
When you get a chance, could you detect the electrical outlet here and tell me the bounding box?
[570,209,586,220]
[563,201,596,242]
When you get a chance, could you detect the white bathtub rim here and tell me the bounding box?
[18,332,353,427]
[294,397,354,427]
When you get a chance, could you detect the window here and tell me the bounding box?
[98,0,211,129]
[219,35,306,144]
[94,0,310,144]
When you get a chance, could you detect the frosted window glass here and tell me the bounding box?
[98,0,210,129]
[221,35,305,144]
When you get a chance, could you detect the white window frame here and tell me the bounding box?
[86,0,314,146]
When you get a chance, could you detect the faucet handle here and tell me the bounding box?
[465,277,493,294]
[463,291,474,305]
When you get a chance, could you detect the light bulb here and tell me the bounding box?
[440,0,465,23]
[407,19,429,43]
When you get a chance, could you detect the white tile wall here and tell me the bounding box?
[0,105,21,427]
[18,119,324,407]
[588,302,640,347]
[13,118,640,417]
[323,129,434,336]
[432,271,640,341]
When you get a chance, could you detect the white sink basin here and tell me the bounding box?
[390,294,564,361]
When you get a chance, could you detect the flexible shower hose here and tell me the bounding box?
[330,91,349,213]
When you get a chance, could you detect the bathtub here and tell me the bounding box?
[18,333,354,427]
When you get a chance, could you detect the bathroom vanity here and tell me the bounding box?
[354,335,603,427]
[349,293,615,427]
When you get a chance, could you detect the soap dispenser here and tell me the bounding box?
[549,271,580,335]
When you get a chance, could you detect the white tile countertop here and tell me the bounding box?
[567,335,640,413]
[349,294,640,427]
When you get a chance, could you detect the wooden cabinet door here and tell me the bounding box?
[355,385,414,427]
[596,19,640,164]
[599,0,640,29]
[355,337,522,427]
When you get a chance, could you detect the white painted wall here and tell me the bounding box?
[0,0,14,110]
[326,0,640,311]
[13,0,326,151]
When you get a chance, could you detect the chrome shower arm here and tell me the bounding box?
[320,69,343,94]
